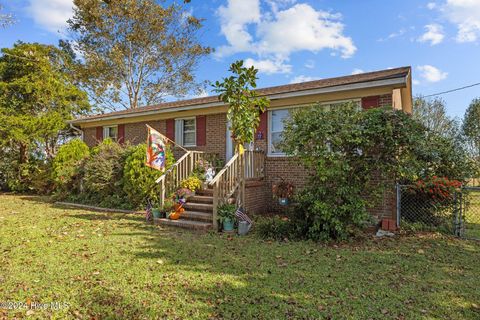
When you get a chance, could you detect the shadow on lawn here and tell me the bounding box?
[17,196,480,319]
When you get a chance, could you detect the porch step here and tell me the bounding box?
[190,195,213,204]
[183,202,213,213]
[196,188,213,196]
[154,218,212,230]
[181,210,213,222]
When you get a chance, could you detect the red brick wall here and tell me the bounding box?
[83,127,98,147]
[82,114,227,163]
[244,179,267,214]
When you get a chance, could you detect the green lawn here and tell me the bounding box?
[1,195,480,319]
[464,191,480,240]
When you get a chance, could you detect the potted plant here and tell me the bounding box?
[272,179,294,205]
[180,176,202,194]
[217,203,236,232]
[159,199,174,218]
[152,204,162,219]
[174,188,193,204]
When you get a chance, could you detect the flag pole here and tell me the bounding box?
[146,124,189,153]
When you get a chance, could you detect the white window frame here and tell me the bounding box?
[175,117,196,147]
[267,99,361,157]
[103,125,118,141]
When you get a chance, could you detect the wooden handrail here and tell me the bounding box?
[156,151,209,208]
[155,151,191,184]
[208,153,239,186]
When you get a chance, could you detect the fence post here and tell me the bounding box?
[396,183,401,228]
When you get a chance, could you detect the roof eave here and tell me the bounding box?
[70,75,408,125]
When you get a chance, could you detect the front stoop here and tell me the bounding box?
[155,187,215,230]
[154,218,212,230]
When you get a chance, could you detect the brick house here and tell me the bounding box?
[71,67,412,230]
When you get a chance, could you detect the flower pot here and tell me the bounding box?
[278,198,289,206]
[152,208,162,219]
[222,217,235,232]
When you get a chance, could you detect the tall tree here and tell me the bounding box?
[213,60,270,151]
[0,42,90,190]
[68,0,212,110]
[463,98,480,163]
[413,96,459,138]
[413,96,474,180]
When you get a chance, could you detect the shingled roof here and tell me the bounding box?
[73,66,410,123]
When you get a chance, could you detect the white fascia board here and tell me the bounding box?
[71,76,407,125]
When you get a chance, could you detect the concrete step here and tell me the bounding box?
[154,218,212,230]
[183,202,213,213]
[196,188,213,196]
[190,195,213,204]
[181,210,213,222]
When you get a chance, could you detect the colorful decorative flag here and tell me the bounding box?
[146,125,167,172]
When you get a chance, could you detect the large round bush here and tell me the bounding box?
[83,139,127,197]
[52,139,90,192]
[123,143,174,208]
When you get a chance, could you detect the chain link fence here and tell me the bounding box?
[397,185,480,240]
[458,187,480,240]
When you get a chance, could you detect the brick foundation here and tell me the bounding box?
[244,179,267,214]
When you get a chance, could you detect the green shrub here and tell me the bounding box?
[281,104,427,241]
[52,139,90,192]
[83,139,128,198]
[122,143,174,208]
[256,216,294,241]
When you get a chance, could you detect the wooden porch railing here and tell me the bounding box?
[245,150,265,179]
[156,151,206,207]
[209,150,265,229]
[156,150,265,228]
[209,152,245,229]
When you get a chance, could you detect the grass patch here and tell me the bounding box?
[464,190,480,240]
[1,194,480,319]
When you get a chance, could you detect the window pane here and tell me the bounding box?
[183,132,195,145]
[183,119,195,131]
[271,132,284,153]
[271,109,289,132]
[109,127,118,139]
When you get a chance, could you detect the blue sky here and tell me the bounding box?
[1,0,480,118]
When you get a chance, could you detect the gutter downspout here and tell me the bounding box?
[69,123,84,141]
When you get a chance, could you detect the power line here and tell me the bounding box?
[423,82,480,98]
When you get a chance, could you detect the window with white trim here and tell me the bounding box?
[268,109,291,155]
[175,118,196,147]
[103,126,118,141]
[267,99,361,156]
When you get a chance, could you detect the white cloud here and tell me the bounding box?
[427,2,437,10]
[417,65,448,82]
[217,1,356,74]
[245,58,292,74]
[351,68,365,75]
[27,0,74,33]
[441,0,480,42]
[378,28,407,42]
[289,75,319,83]
[304,60,315,69]
[217,0,261,56]
[418,24,445,45]
[412,79,421,86]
